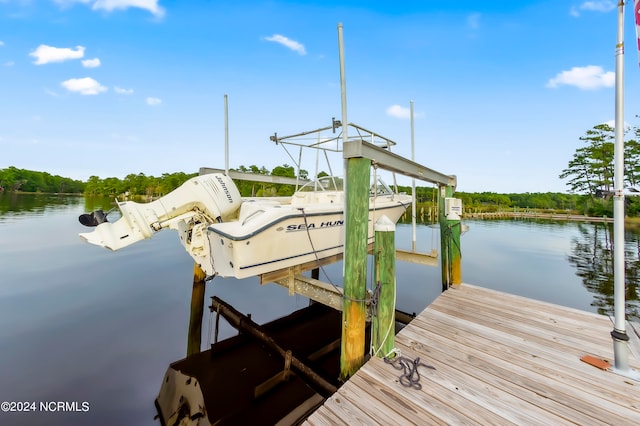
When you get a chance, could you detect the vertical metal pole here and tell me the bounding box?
[187,263,206,356]
[338,22,368,380]
[611,0,630,372]
[410,100,417,252]
[338,23,349,147]
[224,94,229,176]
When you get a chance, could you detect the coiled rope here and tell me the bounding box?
[384,355,436,390]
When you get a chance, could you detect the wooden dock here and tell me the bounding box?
[304,284,640,425]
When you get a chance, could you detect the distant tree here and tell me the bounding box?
[559,123,640,196]
[560,124,615,197]
[625,136,640,189]
[560,122,640,216]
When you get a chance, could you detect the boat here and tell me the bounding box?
[78,122,413,279]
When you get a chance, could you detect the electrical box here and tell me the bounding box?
[445,197,463,220]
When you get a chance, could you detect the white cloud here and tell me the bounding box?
[467,13,481,30]
[0,41,4,46]
[264,34,306,55]
[386,104,424,119]
[4,61,14,67]
[54,0,92,7]
[579,1,616,12]
[570,1,616,17]
[82,58,101,68]
[603,119,631,130]
[146,97,162,105]
[61,77,107,95]
[54,0,164,17]
[114,86,134,94]
[546,65,614,90]
[93,0,165,18]
[30,44,85,65]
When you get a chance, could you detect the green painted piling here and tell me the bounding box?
[438,185,462,291]
[340,156,370,380]
[372,215,396,358]
[187,263,206,356]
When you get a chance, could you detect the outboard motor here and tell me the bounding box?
[78,173,241,256]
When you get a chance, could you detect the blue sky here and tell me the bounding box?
[1,0,639,193]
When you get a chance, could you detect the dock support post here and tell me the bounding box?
[438,185,461,291]
[340,156,370,380]
[372,216,396,358]
[187,263,206,356]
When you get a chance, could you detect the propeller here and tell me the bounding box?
[79,210,109,227]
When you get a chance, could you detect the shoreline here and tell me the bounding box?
[462,211,614,223]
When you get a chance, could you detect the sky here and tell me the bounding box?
[1,0,640,193]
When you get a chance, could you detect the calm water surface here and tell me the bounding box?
[0,193,638,425]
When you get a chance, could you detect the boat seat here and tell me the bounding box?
[291,191,343,206]
[238,200,281,225]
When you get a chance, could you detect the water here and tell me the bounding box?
[0,193,638,425]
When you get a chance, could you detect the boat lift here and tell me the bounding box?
[197,119,455,311]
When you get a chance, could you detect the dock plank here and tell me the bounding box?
[408,311,639,411]
[304,284,640,425]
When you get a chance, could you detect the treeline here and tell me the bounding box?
[396,185,579,211]
[3,165,636,217]
[395,185,639,217]
[457,191,636,217]
[0,166,84,193]
[396,185,580,211]
[82,172,198,197]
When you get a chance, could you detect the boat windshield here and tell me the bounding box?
[298,176,343,192]
[370,177,394,196]
[297,176,394,197]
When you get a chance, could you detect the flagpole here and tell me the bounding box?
[410,100,417,252]
[611,1,639,380]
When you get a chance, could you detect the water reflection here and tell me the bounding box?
[567,222,640,320]
[0,192,83,216]
[3,196,640,425]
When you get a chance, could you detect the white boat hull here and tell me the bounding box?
[206,199,410,278]
[79,173,412,280]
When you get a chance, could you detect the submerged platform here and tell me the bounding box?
[305,284,640,425]
[156,301,370,425]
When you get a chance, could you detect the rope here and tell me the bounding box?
[384,355,436,390]
[299,207,347,297]
[369,276,398,359]
[206,301,222,346]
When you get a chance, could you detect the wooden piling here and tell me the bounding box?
[438,185,462,291]
[340,156,370,380]
[371,215,396,358]
[187,262,206,356]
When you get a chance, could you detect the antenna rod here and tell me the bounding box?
[224,94,229,176]
[338,23,348,147]
[411,100,417,252]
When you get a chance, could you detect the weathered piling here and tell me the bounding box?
[340,156,370,380]
[371,215,396,358]
[187,263,206,356]
[438,185,462,291]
